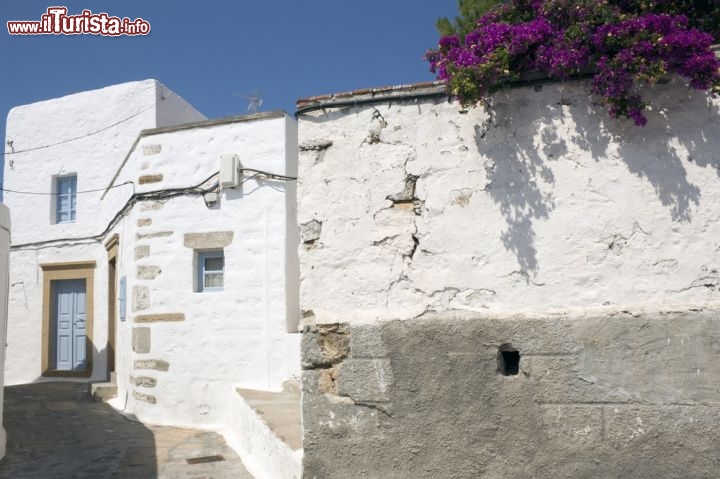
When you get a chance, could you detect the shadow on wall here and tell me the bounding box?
[0,381,158,478]
[224,178,288,202]
[476,79,720,273]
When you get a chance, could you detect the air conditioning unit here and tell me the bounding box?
[219,154,241,188]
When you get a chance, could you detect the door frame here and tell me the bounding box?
[105,234,119,375]
[41,261,95,378]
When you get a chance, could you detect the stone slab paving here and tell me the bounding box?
[0,382,254,478]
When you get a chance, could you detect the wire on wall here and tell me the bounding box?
[2,103,156,157]
[10,167,297,251]
[11,172,219,250]
[0,181,134,196]
[240,168,297,181]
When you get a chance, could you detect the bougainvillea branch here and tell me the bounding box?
[426,0,720,125]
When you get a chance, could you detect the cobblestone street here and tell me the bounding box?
[0,382,253,478]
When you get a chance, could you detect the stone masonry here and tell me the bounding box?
[297,79,720,478]
[302,312,720,478]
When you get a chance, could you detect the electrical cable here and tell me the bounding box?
[239,168,297,181]
[11,168,296,250]
[11,172,219,250]
[1,181,134,196]
[239,173,262,186]
[2,104,156,157]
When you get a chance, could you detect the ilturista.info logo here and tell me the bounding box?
[7,7,150,36]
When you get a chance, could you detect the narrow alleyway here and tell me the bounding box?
[0,382,253,478]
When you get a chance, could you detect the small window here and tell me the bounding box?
[197,251,224,292]
[56,175,77,223]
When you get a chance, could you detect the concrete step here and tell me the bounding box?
[225,380,302,479]
[89,372,117,402]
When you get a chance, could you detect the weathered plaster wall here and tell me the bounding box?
[298,80,720,323]
[108,113,300,429]
[297,80,720,477]
[0,205,11,460]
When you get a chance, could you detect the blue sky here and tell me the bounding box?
[1,1,457,137]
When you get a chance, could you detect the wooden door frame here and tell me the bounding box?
[40,261,95,378]
[105,234,119,376]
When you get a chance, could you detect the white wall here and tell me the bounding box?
[155,82,206,127]
[4,81,300,433]
[0,204,11,460]
[6,245,111,385]
[4,80,208,385]
[5,80,158,245]
[284,116,301,332]
[297,79,720,326]
[110,113,300,429]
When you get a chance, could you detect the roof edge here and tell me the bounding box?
[296,81,447,112]
[101,110,288,199]
[139,110,288,137]
[296,44,720,114]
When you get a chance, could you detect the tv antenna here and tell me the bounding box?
[234,89,263,113]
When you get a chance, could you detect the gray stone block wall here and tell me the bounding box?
[302,312,720,478]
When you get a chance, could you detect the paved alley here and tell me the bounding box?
[0,382,253,478]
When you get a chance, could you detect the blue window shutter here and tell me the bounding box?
[119,275,126,321]
[56,175,77,223]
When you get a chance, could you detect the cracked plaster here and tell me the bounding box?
[298,80,720,326]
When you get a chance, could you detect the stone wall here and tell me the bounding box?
[302,312,720,478]
[297,79,720,477]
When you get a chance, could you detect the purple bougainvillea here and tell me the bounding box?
[426,0,720,125]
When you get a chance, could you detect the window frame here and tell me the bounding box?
[55,174,77,224]
[197,251,224,292]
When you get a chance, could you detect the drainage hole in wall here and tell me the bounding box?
[498,344,520,376]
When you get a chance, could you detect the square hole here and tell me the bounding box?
[498,344,520,376]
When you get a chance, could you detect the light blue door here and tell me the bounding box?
[53,279,87,371]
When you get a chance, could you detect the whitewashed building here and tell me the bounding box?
[0,204,10,461]
[3,80,301,436]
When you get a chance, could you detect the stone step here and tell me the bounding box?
[89,372,118,402]
[225,380,302,479]
[90,383,118,402]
